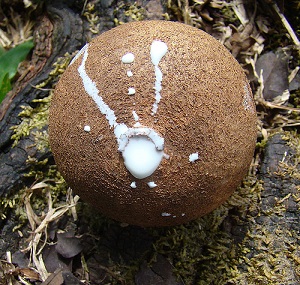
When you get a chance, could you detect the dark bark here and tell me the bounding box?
[258,133,299,234]
[0,2,85,197]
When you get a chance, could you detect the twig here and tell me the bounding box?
[81,0,89,16]
[22,182,79,282]
[272,2,300,47]
[257,98,300,112]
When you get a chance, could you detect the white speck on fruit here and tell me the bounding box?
[84,125,91,132]
[189,152,199,162]
[163,153,170,159]
[161,212,171,217]
[128,87,136,95]
[127,70,133,77]
[130,181,137,188]
[147,181,157,188]
[122,53,134,63]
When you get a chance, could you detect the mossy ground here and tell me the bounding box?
[1,0,300,284]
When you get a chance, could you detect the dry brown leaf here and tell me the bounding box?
[0,259,40,284]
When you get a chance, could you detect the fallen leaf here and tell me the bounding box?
[0,259,40,284]
[42,245,71,273]
[255,49,290,101]
[17,267,40,281]
[135,255,184,285]
[289,68,300,91]
[55,232,82,259]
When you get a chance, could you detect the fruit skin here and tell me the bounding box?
[49,20,257,227]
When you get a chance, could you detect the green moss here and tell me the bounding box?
[228,132,300,284]
[35,54,73,89]
[151,177,263,284]
[148,130,299,284]
[10,96,50,148]
[290,89,300,108]
[123,3,145,21]
[114,2,145,26]
[10,53,73,150]
[230,225,300,284]
[282,131,300,180]
[149,133,300,284]
[1,54,72,225]
[0,160,68,224]
[83,2,101,35]
[220,4,240,26]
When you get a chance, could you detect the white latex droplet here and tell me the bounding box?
[70,43,89,65]
[189,152,199,162]
[128,87,136,95]
[150,41,168,65]
[122,53,135,63]
[122,136,164,179]
[127,70,133,77]
[84,125,91,132]
[130,181,137,188]
[147,181,157,188]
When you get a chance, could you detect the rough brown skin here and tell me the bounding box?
[49,20,257,227]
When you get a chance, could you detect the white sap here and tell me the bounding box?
[78,42,168,180]
[150,41,168,65]
[70,43,89,65]
[121,53,135,63]
[78,48,118,128]
[189,152,199,162]
[84,125,91,132]
[122,136,163,179]
[161,212,171,217]
[147,181,158,188]
[132,111,139,121]
[128,87,136,95]
[150,40,168,115]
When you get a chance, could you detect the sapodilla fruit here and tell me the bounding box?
[49,20,257,227]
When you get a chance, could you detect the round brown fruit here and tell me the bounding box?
[49,20,257,227]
